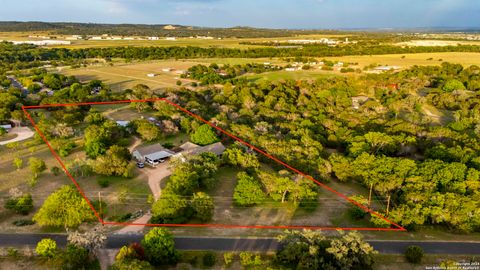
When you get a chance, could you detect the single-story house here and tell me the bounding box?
[132,144,175,165]
[173,142,226,161]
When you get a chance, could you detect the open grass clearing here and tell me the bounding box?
[323,52,480,70]
[0,133,18,142]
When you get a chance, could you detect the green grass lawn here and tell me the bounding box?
[0,133,18,142]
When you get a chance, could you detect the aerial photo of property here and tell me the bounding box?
[0,0,479,269]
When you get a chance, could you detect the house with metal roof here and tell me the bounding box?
[173,142,226,161]
[132,144,175,165]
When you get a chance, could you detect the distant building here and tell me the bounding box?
[174,70,187,75]
[374,66,401,72]
[148,37,160,40]
[147,73,157,77]
[165,37,176,41]
[162,68,173,72]
[11,40,71,46]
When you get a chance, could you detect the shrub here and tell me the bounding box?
[223,252,235,266]
[51,166,61,176]
[190,124,220,146]
[405,245,424,264]
[111,259,153,270]
[7,247,18,258]
[58,244,90,270]
[5,193,34,215]
[97,177,110,188]
[239,252,262,267]
[203,252,217,267]
[36,238,57,258]
[12,219,35,226]
[115,246,137,261]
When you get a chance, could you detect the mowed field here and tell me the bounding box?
[323,52,480,69]
[59,52,480,92]
[59,58,285,91]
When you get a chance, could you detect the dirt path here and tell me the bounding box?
[128,136,142,152]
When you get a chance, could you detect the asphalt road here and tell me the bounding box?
[1,234,480,254]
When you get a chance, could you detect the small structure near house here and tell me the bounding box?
[116,121,130,128]
[0,124,12,130]
[147,73,157,77]
[132,144,175,166]
[351,96,370,110]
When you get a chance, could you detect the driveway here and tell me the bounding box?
[142,162,172,200]
[0,127,34,145]
[114,159,172,233]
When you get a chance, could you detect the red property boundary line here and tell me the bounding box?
[22,98,407,232]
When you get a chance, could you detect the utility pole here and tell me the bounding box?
[98,191,103,221]
[386,194,391,216]
[368,183,373,208]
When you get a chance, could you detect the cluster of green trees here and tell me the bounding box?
[3,41,480,72]
[0,22,332,38]
[186,63,281,85]
[166,61,480,232]
[276,230,377,270]
[151,153,218,224]
[223,145,319,208]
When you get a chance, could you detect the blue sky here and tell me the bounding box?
[1,0,479,29]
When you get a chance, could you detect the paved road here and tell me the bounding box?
[1,234,480,254]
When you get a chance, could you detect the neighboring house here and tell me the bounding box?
[132,144,175,165]
[173,142,226,161]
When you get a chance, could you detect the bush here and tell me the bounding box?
[57,244,89,270]
[36,238,57,258]
[97,177,110,188]
[348,206,367,220]
[405,245,424,264]
[5,193,34,215]
[111,259,153,270]
[51,166,61,176]
[239,252,262,267]
[110,213,132,222]
[203,252,217,267]
[190,124,220,146]
[223,252,235,266]
[12,219,35,226]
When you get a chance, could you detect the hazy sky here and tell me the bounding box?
[1,0,479,29]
